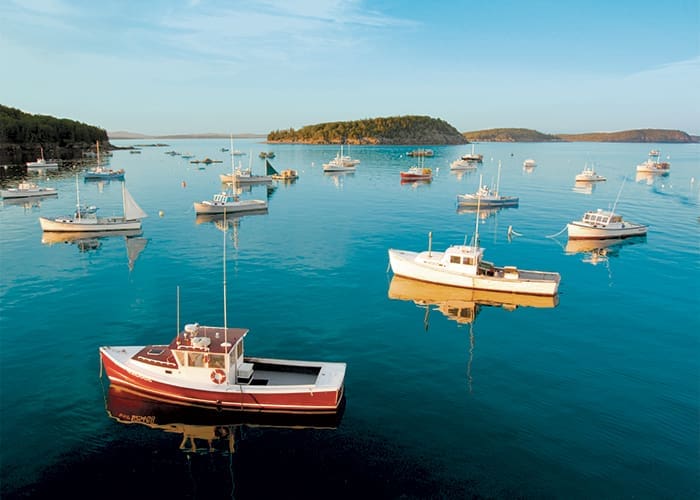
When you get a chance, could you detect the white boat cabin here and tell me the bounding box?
[582,209,620,226]
[139,323,253,385]
[211,193,235,204]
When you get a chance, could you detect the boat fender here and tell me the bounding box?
[211,369,226,384]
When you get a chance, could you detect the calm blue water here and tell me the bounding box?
[1,140,698,499]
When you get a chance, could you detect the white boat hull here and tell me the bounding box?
[1,188,57,199]
[456,195,519,208]
[39,216,142,232]
[193,199,268,215]
[567,222,648,240]
[388,249,560,296]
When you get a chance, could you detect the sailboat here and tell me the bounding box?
[194,136,269,215]
[39,176,147,232]
[84,141,125,180]
[388,190,560,296]
[457,162,519,208]
[99,212,347,413]
[266,159,299,181]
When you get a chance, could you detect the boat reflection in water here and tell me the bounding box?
[456,204,516,221]
[388,275,558,391]
[41,229,146,267]
[388,275,558,328]
[572,180,596,195]
[565,235,647,265]
[106,386,344,455]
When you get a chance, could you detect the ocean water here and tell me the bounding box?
[1,139,698,499]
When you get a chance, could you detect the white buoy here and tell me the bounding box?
[159,210,164,217]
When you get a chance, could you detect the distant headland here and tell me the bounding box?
[2,105,697,166]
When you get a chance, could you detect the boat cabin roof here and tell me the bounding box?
[583,209,621,223]
[171,324,248,355]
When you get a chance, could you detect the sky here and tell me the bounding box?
[1,0,698,136]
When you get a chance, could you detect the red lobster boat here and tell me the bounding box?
[99,214,346,415]
[100,323,346,414]
[400,166,433,182]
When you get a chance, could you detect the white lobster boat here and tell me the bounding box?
[388,196,560,296]
[567,209,648,240]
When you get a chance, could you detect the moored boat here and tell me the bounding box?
[523,158,537,169]
[39,177,147,232]
[574,164,606,182]
[400,166,432,182]
[636,149,670,173]
[99,216,346,414]
[197,137,269,215]
[322,145,359,173]
[266,159,298,181]
[461,144,483,163]
[0,181,57,199]
[457,163,518,208]
[26,147,58,169]
[566,209,647,240]
[388,195,560,296]
[406,149,434,157]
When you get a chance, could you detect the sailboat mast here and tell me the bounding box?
[229,134,237,197]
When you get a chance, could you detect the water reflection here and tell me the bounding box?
[456,204,516,220]
[388,275,558,329]
[41,230,147,269]
[635,170,669,185]
[106,386,344,455]
[572,180,596,195]
[564,236,647,265]
[388,276,558,391]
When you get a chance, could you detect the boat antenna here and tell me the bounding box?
[176,286,180,345]
[608,178,627,223]
[467,174,483,246]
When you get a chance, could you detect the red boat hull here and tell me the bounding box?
[100,351,343,414]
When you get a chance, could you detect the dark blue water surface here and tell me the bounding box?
[1,140,698,499]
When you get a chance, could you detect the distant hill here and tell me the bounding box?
[463,128,561,142]
[556,129,695,142]
[464,127,697,143]
[0,104,109,163]
[108,131,266,140]
[267,115,468,145]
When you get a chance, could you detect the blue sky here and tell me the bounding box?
[1,0,698,135]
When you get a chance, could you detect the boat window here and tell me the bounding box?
[208,353,225,368]
[174,350,186,366]
[450,256,461,264]
[463,257,474,265]
[236,341,243,359]
[188,352,205,367]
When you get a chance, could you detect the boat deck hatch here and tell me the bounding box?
[147,348,166,356]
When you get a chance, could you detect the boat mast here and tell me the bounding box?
[223,209,229,347]
[75,174,81,220]
[229,134,237,199]
[608,178,626,224]
[495,160,502,196]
